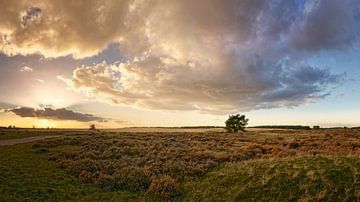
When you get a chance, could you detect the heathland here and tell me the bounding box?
[0,127,359,201]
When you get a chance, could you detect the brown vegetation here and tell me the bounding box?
[33,129,360,199]
[147,175,180,199]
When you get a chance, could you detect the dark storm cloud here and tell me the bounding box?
[6,107,107,122]
[289,0,360,52]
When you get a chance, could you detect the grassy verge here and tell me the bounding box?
[182,156,360,201]
[0,144,142,201]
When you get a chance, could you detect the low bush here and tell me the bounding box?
[65,158,100,176]
[289,142,301,149]
[95,172,116,190]
[113,166,151,191]
[79,170,94,183]
[147,175,180,199]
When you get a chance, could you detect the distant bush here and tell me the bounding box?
[289,142,301,149]
[252,125,311,130]
[147,175,180,199]
[89,124,96,131]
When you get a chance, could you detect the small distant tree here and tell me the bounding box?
[89,124,96,131]
[225,114,249,132]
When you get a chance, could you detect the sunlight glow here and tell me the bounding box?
[24,80,85,108]
[36,119,57,128]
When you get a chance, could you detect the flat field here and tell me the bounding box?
[0,128,359,201]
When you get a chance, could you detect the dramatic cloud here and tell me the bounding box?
[19,66,33,72]
[0,0,131,58]
[1,0,359,58]
[61,60,343,114]
[1,0,356,113]
[6,107,107,122]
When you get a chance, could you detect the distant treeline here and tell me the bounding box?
[127,126,224,129]
[251,125,311,130]
[177,126,224,129]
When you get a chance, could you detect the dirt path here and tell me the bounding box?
[0,135,62,146]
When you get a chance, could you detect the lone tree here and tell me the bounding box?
[225,114,249,132]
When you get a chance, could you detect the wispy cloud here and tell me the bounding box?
[19,66,33,72]
[34,79,44,83]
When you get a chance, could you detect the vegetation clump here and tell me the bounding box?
[95,172,116,190]
[147,175,180,199]
[114,167,151,191]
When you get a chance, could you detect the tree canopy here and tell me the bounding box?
[225,114,248,132]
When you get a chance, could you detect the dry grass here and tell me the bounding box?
[184,156,360,201]
[33,128,360,199]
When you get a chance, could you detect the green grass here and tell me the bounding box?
[182,156,360,201]
[0,144,143,201]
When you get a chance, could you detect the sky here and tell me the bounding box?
[0,0,359,128]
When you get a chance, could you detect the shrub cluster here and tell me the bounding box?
[147,175,180,199]
[34,129,360,199]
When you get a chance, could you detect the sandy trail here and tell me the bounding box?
[0,135,62,146]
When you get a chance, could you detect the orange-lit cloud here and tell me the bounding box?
[0,0,131,58]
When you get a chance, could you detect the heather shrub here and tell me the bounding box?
[147,175,180,199]
[95,172,116,190]
[79,170,94,183]
[289,142,301,149]
[35,129,360,197]
[114,166,151,191]
[65,158,100,176]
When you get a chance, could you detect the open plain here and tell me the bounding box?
[1,128,359,201]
